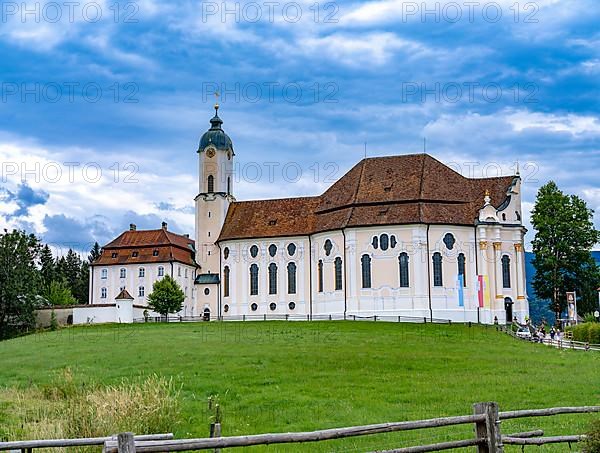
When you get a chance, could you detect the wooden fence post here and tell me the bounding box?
[473,402,503,453]
[117,433,135,453]
[210,422,222,453]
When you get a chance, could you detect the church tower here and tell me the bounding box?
[195,101,235,287]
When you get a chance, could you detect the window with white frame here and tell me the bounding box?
[101,269,107,279]
[101,287,107,298]
[138,286,145,297]
[158,266,164,277]
[120,268,126,278]
[139,267,145,278]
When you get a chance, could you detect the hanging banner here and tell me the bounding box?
[457,275,464,307]
[477,276,484,308]
[566,291,577,322]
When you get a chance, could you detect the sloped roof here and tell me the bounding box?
[218,154,516,241]
[115,289,134,300]
[93,229,196,266]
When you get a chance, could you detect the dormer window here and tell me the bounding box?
[111,252,118,258]
[132,251,139,257]
[269,219,277,226]
[153,249,159,256]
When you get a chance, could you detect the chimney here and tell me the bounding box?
[129,223,136,231]
[184,234,189,238]
[162,221,168,230]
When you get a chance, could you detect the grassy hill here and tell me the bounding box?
[0,321,599,452]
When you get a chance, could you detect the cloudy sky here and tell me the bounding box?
[0,0,599,253]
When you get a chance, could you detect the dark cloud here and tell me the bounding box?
[1,183,49,218]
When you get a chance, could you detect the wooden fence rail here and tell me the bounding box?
[100,403,600,453]
[0,434,173,452]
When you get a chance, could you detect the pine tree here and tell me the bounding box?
[39,244,55,290]
[88,242,101,263]
[72,261,90,304]
[531,182,600,322]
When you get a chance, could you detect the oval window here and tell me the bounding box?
[288,302,296,310]
[324,239,333,256]
[372,236,378,249]
[204,288,210,295]
[443,233,456,250]
[224,304,229,313]
[269,244,277,257]
[223,247,230,259]
[250,245,259,258]
[269,302,277,311]
[250,303,258,311]
[287,243,296,256]
[380,234,389,251]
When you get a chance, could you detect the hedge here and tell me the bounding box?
[566,322,600,344]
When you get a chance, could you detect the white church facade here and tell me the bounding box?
[88,105,529,324]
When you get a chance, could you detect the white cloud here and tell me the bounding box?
[506,111,600,135]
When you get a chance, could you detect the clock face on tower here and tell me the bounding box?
[205,147,216,158]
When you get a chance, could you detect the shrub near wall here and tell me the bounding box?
[567,323,600,344]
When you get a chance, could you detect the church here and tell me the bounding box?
[88,104,529,325]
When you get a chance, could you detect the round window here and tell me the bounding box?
[223,247,230,259]
[269,244,277,257]
[204,288,210,295]
[224,304,229,313]
[288,302,296,310]
[269,302,277,311]
[250,303,258,312]
[250,245,259,258]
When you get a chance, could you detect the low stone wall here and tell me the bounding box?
[35,307,74,328]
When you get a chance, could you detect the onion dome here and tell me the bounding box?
[198,104,234,153]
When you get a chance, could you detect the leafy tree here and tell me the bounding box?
[531,182,600,322]
[147,275,184,319]
[88,242,101,263]
[0,229,42,339]
[43,280,77,306]
[39,244,56,290]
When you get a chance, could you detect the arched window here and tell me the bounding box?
[158,266,164,277]
[380,234,389,251]
[502,255,511,288]
[334,257,343,291]
[120,268,126,279]
[318,260,324,292]
[268,263,277,295]
[287,262,296,294]
[458,253,466,287]
[250,264,259,295]
[361,254,371,289]
[207,175,214,193]
[432,252,443,287]
[223,266,230,297]
[372,236,378,249]
[227,176,231,195]
[399,252,409,288]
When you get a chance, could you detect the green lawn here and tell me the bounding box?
[0,321,599,452]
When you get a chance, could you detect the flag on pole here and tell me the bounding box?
[458,275,464,307]
[477,275,484,308]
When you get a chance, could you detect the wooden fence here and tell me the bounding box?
[2,404,598,453]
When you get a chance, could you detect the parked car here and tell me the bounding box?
[516,327,532,339]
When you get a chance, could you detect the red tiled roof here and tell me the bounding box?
[93,229,196,266]
[218,154,517,241]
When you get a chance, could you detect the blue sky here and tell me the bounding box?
[0,0,599,253]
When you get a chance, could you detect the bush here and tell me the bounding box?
[584,313,599,323]
[567,323,600,344]
[583,419,600,453]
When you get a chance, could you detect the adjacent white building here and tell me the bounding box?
[88,105,529,324]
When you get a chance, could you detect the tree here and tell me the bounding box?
[39,244,56,290]
[72,261,90,304]
[531,182,600,322]
[147,275,185,318]
[0,229,42,339]
[88,242,101,263]
[43,280,77,306]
